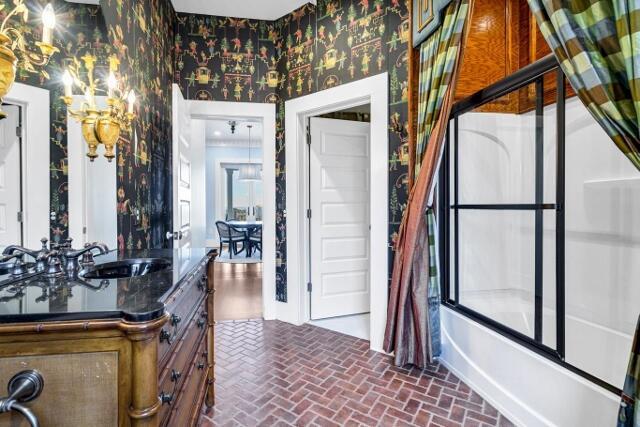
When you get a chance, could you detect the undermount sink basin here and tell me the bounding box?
[81,258,171,280]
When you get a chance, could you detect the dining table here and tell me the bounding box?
[226,220,262,257]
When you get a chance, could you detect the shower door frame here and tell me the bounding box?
[438,55,620,396]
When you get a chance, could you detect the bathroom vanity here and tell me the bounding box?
[0,247,217,427]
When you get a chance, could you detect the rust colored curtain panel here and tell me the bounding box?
[384,0,471,368]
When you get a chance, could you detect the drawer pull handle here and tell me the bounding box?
[197,362,205,370]
[0,370,44,427]
[159,369,182,406]
[159,329,173,345]
[197,319,205,329]
[200,311,207,318]
[170,314,182,327]
[159,392,173,405]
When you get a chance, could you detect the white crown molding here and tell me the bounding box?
[170,0,315,20]
[67,0,317,21]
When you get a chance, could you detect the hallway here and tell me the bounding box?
[200,320,514,427]
[214,262,263,321]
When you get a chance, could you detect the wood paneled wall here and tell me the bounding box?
[453,0,573,114]
[406,0,578,182]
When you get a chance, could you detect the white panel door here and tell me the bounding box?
[310,117,370,320]
[172,86,192,249]
[0,105,22,248]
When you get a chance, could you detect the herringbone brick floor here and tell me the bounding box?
[199,320,515,427]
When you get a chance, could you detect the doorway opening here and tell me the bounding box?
[206,117,264,321]
[284,72,389,351]
[0,103,24,249]
[175,87,277,321]
[306,104,372,340]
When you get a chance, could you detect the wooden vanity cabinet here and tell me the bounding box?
[0,253,216,427]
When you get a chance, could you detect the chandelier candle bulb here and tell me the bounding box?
[107,72,117,99]
[0,0,57,119]
[127,90,136,114]
[62,70,73,98]
[84,88,94,108]
[41,4,56,45]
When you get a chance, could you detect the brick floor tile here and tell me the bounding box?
[200,320,513,427]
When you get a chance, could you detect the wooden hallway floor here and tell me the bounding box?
[214,261,263,321]
[199,320,515,427]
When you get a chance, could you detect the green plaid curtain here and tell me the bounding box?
[619,316,640,427]
[528,0,640,170]
[415,0,470,176]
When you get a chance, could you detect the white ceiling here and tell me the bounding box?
[171,0,315,20]
[205,118,262,147]
[66,1,315,20]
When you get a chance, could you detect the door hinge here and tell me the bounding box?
[306,125,311,145]
[307,282,312,292]
[16,211,23,223]
[15,126,21,137]
[306,208,312,219]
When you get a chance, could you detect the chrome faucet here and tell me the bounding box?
[1,238,109,278]
[60,241,109,275]
[3,238,51,275]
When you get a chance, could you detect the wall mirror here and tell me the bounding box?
[0,0,118,252]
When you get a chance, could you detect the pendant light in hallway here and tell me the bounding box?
[239,124,261,181]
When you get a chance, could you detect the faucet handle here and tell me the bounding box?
[40,237,48,250]
[43,250,63,278]
[62,238,73,250]
[9,256,28,277]
[80,243,95,266]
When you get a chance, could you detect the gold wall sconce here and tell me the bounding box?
[62,54,136,162]
[0,1,58,119]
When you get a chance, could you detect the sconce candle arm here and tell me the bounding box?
[0,7,24,35]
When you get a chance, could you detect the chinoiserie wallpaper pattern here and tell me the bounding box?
[99,0,175,250]
[174,0,411,302]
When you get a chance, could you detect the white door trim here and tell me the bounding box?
[186,97,277,321]
[4,82,50,248]
[284,72,389,352]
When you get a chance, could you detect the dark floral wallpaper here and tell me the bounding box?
[174,0,411,302]
[100,0,175,250]
[0,0,112,243]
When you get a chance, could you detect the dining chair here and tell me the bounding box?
[248,226,262,259]
[215,221,247,259]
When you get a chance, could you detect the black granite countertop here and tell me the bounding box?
[0,248,215,324]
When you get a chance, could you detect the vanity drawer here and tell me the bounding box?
[158,264,208,363]
[158,299,207,424]
[166,337,210,427]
